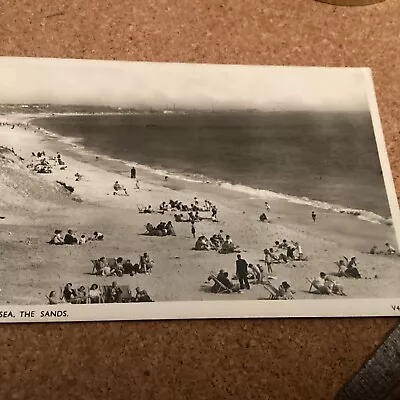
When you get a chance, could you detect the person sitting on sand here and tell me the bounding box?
[75,286,87,304]
[220,235,240,254]
[135,287,153,302]
[279,239,288,249]
[369,245,378,255]
[277,281,295,300]
[139,253,153,274]
[248,263,262,284]
[159,202,167,211]
[89,284,101,303]
[113,181,128,196]
[216,230,224,243]
[292,242,304,260]
[91,231,104,241]
[64,229,78,245]
[114,257,124,277]
[50,229,64,245]
[210,235,220,249]
[343,256,361,278]
[385,242,397,255]
[75,172,83,181]
[47,290,61,305]
[98,257,110,276]
[345,264,361,279]
[109,281,123,303]
[259,213,269,222]
[62,283,77,303]
[79,234,87,245]
[143,205,153,214]
[166,221,176,236]
[286,246,296,261]
[195,236,210,251]
[336,260,347,277]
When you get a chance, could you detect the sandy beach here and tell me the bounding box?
[0,113,399,306]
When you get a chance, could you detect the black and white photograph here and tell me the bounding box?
[0,57,398,322]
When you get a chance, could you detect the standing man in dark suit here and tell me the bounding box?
[236,254,250,290]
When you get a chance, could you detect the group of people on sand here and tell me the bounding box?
[27,151,67,174]
[194,230,241,254]
[175,210,218,223]
[145,221,176,236]
[369,242,398,256]
[335,256,362,279]
[48,282,152,304]
[49,229,104,245]
[263,240,307,271]
[113,181,129,196]
[93,253,154,276]
[309,272,346,296]
[207,255,295,298]
[161,198,215,212]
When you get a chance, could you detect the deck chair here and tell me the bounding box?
[208,272,232,294]
[306,278,331,295]
[88,286,105,304]
[263,283,281,300]
[102,284,134,303]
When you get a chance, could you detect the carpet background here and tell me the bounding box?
[0,0,399,398]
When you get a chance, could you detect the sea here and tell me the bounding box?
[33,111,393,220]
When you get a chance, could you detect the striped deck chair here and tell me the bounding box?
[306,278,331,295]
[208,272,232,294]
[263,283,281,300]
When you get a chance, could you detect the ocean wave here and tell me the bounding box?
[217,182,391,225]
[31,122,391,226]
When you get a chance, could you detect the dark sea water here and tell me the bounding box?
[34,112,392,217]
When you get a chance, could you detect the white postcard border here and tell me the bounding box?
[0,60,399,323]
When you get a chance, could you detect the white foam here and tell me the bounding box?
[31,121,392,226]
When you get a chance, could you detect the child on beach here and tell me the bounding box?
[385,242,397,255]
[50,230,64,245]
[91,231,104,241]
[113,181,128,196]
[79,234,87,245]
[191,222,196,238]
[47,291,61,305]
[264,248,274,274]
[311,211,317,223]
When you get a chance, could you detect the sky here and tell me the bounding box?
[0,57,372,112]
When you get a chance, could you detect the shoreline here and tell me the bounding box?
[0,112,399,305]
[29,112,393,225]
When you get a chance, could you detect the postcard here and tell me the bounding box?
[0,57,399,323]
